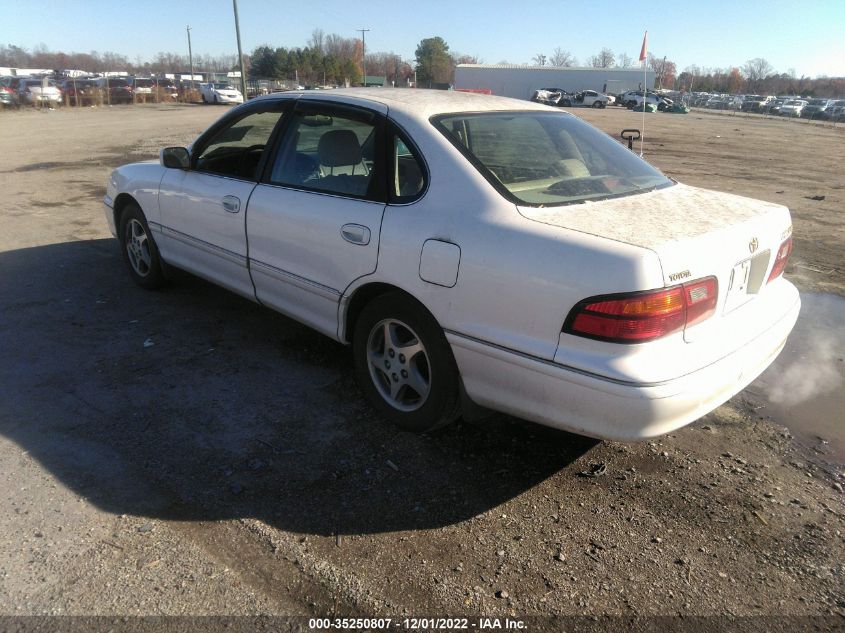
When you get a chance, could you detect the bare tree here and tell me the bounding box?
[549,47,575,67]
[453,53,480,65]
[532,53,547,66]
[308,29,325,54]
[587,48,615,68]
[742,58,774,82]
[617,52,633,68]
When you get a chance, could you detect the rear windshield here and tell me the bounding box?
[433,111,672,207]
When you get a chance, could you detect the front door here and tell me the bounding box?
[157,103,288,298]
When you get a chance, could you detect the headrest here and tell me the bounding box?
[318,129,363,167]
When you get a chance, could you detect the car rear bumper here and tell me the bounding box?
[447,283,800,441]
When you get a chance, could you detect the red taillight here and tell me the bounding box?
[565,276,718,343]
[767,236,792,283]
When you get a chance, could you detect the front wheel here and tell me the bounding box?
[353,293,461,432]
[119,202,166,289]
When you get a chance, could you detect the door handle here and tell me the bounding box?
[341,224,371,245]
[222,195,241,213]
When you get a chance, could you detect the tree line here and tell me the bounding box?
[0,44,237,75]
[248,32,474,87]
[2,40,841,97]
[525,47,842,97]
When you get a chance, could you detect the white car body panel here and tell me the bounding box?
[247,185,386,339]
[156,170,255,299]
[104,89,799,441]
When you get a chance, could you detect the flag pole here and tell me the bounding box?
[640,30,648,157]
[642,56,646,156]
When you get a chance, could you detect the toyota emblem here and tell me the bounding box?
[749,237,759,253]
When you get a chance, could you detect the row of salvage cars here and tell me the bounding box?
[531,88,615,108]
[106,89,799,441]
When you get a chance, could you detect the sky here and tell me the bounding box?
[2,0,844,78]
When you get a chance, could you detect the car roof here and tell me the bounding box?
[252,88,557,121]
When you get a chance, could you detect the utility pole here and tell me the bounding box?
[233,0,248,99]
[357,28,370,86]
[187,25,194,95]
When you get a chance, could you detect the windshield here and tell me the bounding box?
[214,83,235,89]
[433,111,672,207]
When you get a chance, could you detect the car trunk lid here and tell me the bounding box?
[518,183,793,342]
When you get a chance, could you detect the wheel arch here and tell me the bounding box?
[112,192,140,231]
[341,282,436,345]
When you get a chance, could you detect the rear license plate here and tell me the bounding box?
[724,251,770,313]
[725,258,753,313]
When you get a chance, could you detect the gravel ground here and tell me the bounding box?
[0,102,842,630]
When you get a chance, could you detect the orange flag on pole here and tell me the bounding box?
[639,31,648,62]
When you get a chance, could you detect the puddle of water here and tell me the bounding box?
[746,292,845,461]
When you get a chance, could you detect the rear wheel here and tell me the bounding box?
[353,293,461,432]
[592,101,603,108]
[119,202,166,289]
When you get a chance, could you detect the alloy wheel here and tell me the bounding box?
[366,318,431,412]
[125,218,152,277]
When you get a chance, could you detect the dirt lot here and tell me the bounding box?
[0,102,843,629]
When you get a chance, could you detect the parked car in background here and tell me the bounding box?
[18,78,62,106]
[800,98,832,119]
[104,89,799,441]
[780,99,808,117]
[200,82,244,104]
[573,90,614,108]
[829,104,845,122]
[530,88,573,107]
[741,95,774,112]
[621,90,671,111]
[93,77,134,104]
[765,99,784,115]
[132,78,154,95]
[59,78,99,102]
[0,76,20,107]
[152,78,178,100]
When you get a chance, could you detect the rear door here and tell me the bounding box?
[246,100,388,339]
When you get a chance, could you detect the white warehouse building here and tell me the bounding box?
[454,64,656,100]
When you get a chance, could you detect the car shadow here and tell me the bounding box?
[0,239,598,535]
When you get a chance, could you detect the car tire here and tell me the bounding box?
[353,293,461,432]
[119,202,166,290]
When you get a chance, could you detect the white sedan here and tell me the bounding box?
[200,82,244,105]
[104,89,799,440]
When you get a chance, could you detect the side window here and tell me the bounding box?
[270,109,378,199]
[195,109,285,180]
[391,135,426,202]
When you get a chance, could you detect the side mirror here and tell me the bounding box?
[620,129,641,151]
[160,147,190,169]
